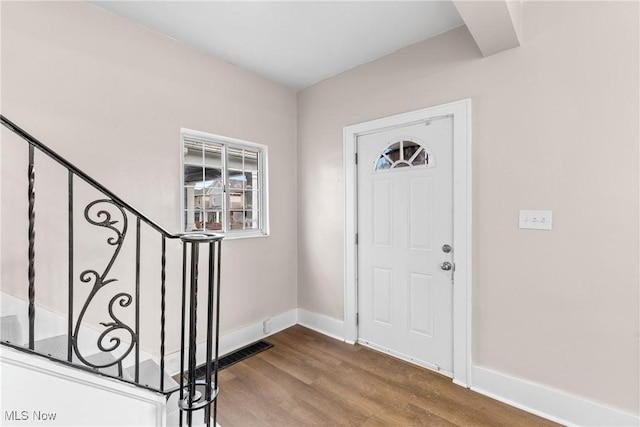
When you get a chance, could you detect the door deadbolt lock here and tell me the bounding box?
[442,244,452,253]
[441,262,453,271]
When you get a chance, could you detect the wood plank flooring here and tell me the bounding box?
[215,325,559,427]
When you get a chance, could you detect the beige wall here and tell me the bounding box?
[2,0,638,417]
[297,1,639,414]
[1,1,298,353]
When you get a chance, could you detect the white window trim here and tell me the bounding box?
[180,128,269,239]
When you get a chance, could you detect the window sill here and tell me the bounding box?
[214,230,269,241]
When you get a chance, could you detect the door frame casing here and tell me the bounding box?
[343,99,472,387]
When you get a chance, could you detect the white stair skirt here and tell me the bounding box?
[1,345,166,426]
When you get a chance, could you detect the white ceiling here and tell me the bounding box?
[91,1,464,91]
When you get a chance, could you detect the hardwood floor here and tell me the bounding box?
[215,325,559,427]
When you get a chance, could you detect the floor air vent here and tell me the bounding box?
[194,340,273,379]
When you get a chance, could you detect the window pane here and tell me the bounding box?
[411,149,428,166]
[184,164,202,186]
[245,190,259,210]
[229,210,244,230]
[229,171,246,190]
[184,140,203,165]
[204,210,223,231]
[229,191,244,210]
[402,140,420,161]
[385,142,401,162]
[184,186,205,232]
[203,143,222,167]
[374,140,433,171]
[228,147,259,171]
[227,148,260,231]
[242,211,259,230]
[184,211,198,232]
[203,167,222,183]
[228,189,260,231]
[245,170,258,190]
[182,130,267,236]
[375,156,392,170]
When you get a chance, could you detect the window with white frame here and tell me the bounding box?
[181,129,268,237]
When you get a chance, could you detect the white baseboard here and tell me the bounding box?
[7,295,635,427]
[471,365,640,427]
[166,308,346,376]
[9,297,637,427]
[165,308,346,376]
[296,308,345,341]
[219,308,298,357]
[165,308,298,376]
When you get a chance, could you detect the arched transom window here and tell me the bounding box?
[374,140,434,171]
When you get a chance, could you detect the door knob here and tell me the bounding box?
[441,262,452,271]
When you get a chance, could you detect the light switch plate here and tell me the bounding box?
[519,210,553,230]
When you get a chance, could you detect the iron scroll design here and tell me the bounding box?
[72,199,136,377]
[1,115,226,425]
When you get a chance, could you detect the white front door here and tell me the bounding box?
[357,116,454,374]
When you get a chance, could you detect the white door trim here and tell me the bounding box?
[343,99,472,386]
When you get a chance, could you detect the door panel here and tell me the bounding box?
[372,180,392,247]
[408,176,433,251]
[357,117,453,373]
[373,267,393,325]
[409,272,434,337]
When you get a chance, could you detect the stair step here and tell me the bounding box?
[34,334,68,359]
[34,334,133,380]
[11,331,181,397]
[1,315,23,345]
[126,359,179,391]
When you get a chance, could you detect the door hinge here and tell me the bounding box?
[355,233,358,245]
[356,313,359,326]
[355,152,358,165]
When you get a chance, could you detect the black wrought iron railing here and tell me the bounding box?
[0,115,222,427]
